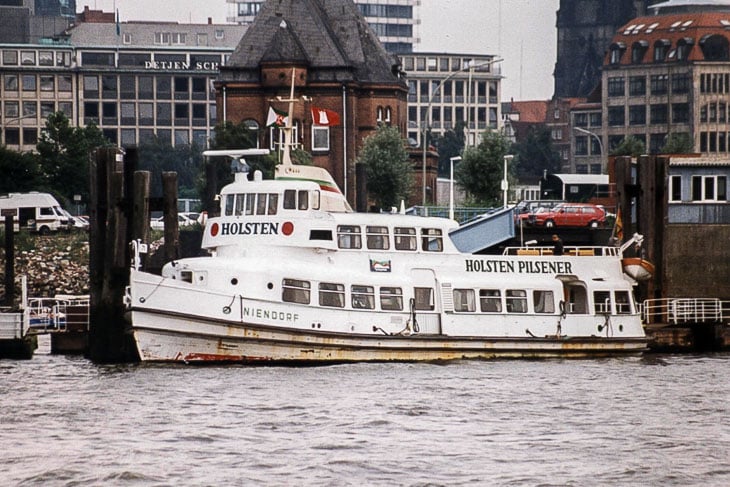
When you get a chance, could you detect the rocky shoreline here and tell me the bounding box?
[0,233,89,300]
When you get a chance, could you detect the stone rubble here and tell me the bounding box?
[0,235,90,300]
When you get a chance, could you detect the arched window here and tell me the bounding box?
[700,34,730,61]
[385,106,392,123]
[609,42,626,64]
[376,106,384,123]
[676,37,694,61]
[631,41,648,63]
[654,39,671,62]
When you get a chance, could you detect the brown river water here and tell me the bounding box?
[2,340,729,486]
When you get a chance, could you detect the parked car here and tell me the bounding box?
[514,200,564,226]
[530,203,607,228]
[150,213,197,230]
[61,209,89,231]
[0,192,71,234]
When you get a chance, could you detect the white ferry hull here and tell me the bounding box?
[130,309,647,363]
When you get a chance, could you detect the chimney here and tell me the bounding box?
[208,17,212,25]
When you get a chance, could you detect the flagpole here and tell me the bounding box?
[342,85,347,200]
[276,68,297,166]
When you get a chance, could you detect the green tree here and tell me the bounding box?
[138,137,204,198]
[512,125,561,179]
[609,135,645,157]
[661,132,694,154]
[209,120,274,182]
[36,111,110,203]
[0,147,43,193]
[358,125,414,210]
[435,121,466,177]
[455,131,511,205]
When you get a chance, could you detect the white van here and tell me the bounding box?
[0,192,71,234]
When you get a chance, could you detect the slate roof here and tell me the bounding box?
[223,0,405,86]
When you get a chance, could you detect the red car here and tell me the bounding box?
[530,203,606,228]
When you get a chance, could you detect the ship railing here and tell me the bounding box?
[640,297,727,325]
[28,295,89,333]
[503,246,620,257]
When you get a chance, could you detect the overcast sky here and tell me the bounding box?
[81,0,559,100]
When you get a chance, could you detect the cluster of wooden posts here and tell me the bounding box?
[88,147,182,363]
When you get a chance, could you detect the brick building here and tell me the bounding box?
[216,0,409,206]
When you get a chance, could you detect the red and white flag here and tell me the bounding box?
[311,106,341,126]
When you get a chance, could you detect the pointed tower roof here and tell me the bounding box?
[222,0,405,85]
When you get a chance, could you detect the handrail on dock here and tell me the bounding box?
[641,298,728,325]
[503,246,620,257]
[28,296,89,333]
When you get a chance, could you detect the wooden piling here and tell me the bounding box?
[3,212,15,306]
[132,170,151,269]
[88,147,139,363]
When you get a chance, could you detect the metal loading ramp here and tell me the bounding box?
[449,207,515,253]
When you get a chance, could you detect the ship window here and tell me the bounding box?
[319,282,345,308]
[282,278,310,304]
[366,226,390,250]
[298,190,308,210]
[180,271,193,283]
[337,225,362,249]
[256,193,267,215]
[453,288,476,312]
[394,227,416,251]
[506,290,527,313]
[594,291,611,314]
[224,195,234,216]
[421,228,443,252]
[234,193,245,215]
[284,190,296,209]
[312,190,320,210]
[268,193,278,214]
[245,193,255,215]
[309,229,332,241]
[615,291,632,314]
[414,287,434,311]
[479,289,502,312]
[380,287,403,311]
[533,290,555,314]
[351,285,375,309]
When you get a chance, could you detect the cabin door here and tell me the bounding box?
[411,269,441,334]
[560,280,588,314]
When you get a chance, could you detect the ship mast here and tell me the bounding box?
[277,68,298,166]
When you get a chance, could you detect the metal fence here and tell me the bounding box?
[641,298,730,325]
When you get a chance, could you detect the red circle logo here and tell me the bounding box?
[282,221,294,236]
[210,222,219,236]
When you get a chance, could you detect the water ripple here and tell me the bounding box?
[2,354,729,485]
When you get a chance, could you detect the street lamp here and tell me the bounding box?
[502,154,513,208]
[573,126,604,161]
[421,57,503,207]
[449,155,462,221]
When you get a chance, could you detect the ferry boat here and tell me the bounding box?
[125,157,649,363]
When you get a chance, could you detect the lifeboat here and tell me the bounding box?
[622,257,655,281]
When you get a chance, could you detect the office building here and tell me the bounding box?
[554,0,662,98]
[0,14,246,149]
[401,52,502,148]
[600,7,730,158]
[226,0,419,53]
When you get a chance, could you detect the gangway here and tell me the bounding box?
[449,206,516,253]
